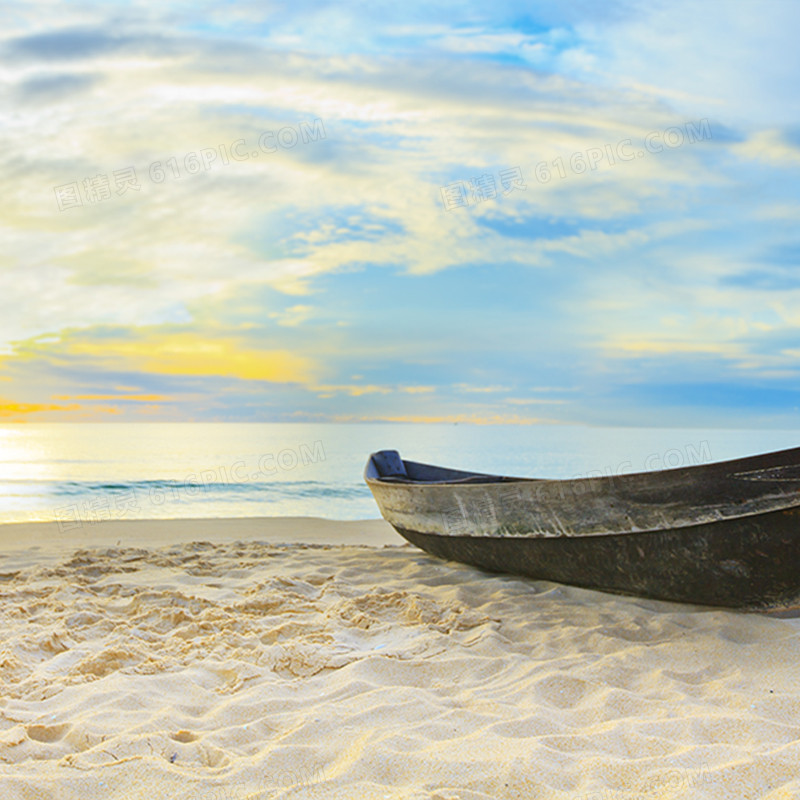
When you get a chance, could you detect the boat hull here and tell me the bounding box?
[395,507,800,609]
[365,448,800,609]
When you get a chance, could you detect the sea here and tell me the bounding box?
[0,423,798,526]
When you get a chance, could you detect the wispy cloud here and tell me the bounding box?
[1,1,799,424]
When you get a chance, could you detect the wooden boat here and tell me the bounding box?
[364,447,800,609]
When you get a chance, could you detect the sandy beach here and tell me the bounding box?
[0,518,799,799]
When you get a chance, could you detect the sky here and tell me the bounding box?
[2,0,800,426]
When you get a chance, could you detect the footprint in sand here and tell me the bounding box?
[662,665,720,685]
[26,723,71,743]
[171,730,199,743]
[535,675,596,709]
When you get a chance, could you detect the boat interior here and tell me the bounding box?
[366,450,523,484]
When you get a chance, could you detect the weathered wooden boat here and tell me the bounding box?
[364,447,800,609]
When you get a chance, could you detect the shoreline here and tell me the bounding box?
[0,516,399,570]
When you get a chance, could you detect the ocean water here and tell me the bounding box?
[0,423,798,525]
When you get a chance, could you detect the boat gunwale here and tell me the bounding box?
[365,445,800,537]
[366,445,800,489]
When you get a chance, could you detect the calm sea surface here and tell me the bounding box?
[0,423,797,525]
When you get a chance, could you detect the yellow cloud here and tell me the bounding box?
[313,384,392,397]
[268,305,315,327]
[0,399,80,420]
[23,330,317,384]
[52,394,172,402]
[0,325,322,420]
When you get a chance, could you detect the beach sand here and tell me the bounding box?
[0,518,798,799]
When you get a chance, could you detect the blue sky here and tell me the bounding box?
[1,0,800,425]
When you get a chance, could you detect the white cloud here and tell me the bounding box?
[732,130,800,167]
